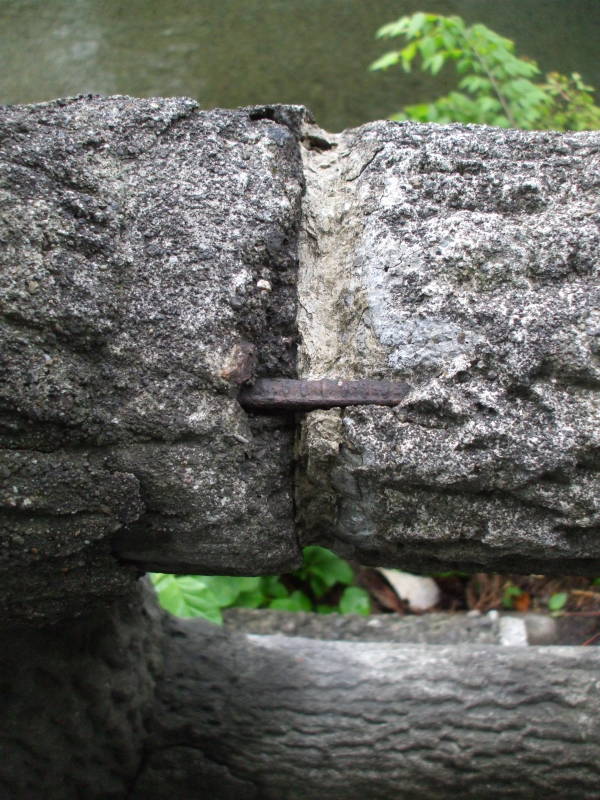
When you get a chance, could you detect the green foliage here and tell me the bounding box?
[536,72,600,131]
[339,586,372,615]
[501,584,523,610]
[149,574,221,622]
[150,545,370,623]
[370,12,600,131]
[548,591,569,612]
[295,544,354,595]
[269,590,313,613]
[149,574,270,624]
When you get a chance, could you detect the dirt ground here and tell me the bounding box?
[357,568,600,646]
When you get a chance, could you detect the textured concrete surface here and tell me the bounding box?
[1,95,600,799]
[0,97,306,623]
[0,581,164,800]
[297,120,600,575]
[223,607,503,644]
[132,616,600,800]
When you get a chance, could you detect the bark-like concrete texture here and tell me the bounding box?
[3,590,600,800]
[131,618,600,800]
[297,121,600,575]
[0,581,165,800]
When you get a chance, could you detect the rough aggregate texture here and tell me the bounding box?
[2,97,600,798]
[0,448,142,625]
[297,120,600,575]
[224,608,565,645]
[0,96,306,622]
[223,607,505,644]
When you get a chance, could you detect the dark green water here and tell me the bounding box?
[1,0,598,131]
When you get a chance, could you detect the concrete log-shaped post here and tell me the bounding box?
[131,617,600,800]
[296,120,600,576]
[0,97,306,625]
[1,97,600,800]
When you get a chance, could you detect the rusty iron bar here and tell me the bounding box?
[238,378,411,413]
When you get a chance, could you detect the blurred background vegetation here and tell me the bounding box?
[1,0,599,131]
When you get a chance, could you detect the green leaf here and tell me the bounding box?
[440,30,460,51]
[503,57,539,78]
[234,589,267,609]
[260,576,289,599]
[400,41,418,71]
[456,57,475,75]
[502,585,523,609]
[476,96,502,113]
[459,75,492,93]
[548,592,568,612]
[270,590,312,612]
[150,574,222,623]
[418,36,437,61]
[406,12,427,39]
[308,573,326,597]
[339,586,371,616]
[376,17,411,39]
[402,102,432,121]
[196,575,262,607]
[316,604,338,615]
[369,51,401,72]
[429,53,445,75]
[300,546,354,596]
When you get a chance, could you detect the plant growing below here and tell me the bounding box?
[150,546,371,623]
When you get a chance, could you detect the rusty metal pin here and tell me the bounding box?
[238,378,411,413]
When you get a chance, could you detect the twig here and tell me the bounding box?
[470,47,517,127]
[581,632,600,647]
[561,611,600,617]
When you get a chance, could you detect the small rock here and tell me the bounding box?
[376,568,440,612]
[524,613,558,645]
[499,615,528,646]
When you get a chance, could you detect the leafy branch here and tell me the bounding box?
[370,12,600,130]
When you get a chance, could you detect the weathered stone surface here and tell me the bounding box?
[132,616,600,800]
[0,96,306,622]
[3,97,600,618]
[0,581,164,800]
[223,607,505,644]
[0,448,142,625]
[110,417,295,574]
[222,608,570,646]
[297,121,600,575]
[2,97,600,798]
